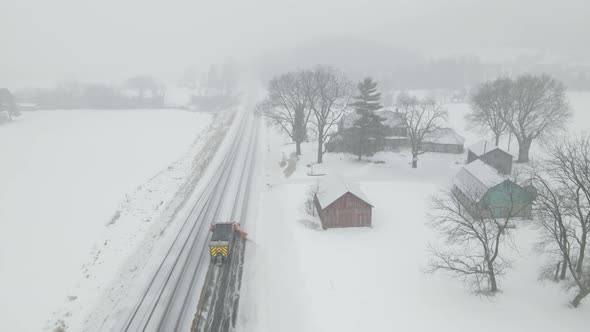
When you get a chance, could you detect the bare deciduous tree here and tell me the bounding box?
[397,93,448,168]
[501,74,571,163]
[427,186,521,293]
[257,71,311,155]
[466,78,513,146]
[306,66,352,163]
[531,134,590,307]
[531,172,570,282]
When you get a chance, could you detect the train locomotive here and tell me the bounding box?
[209,222,246,265]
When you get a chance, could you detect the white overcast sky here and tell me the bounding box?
[1,0,588,87]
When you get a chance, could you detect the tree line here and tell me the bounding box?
[258,66,450,168]
[10,63,241,111]
[261,70,573,168]
[15,76,166,110]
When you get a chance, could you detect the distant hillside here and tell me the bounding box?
[254,37,590,91]
[255,37,419,81]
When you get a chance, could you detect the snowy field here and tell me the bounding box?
[238,92,590,331]
[0,110,213,331]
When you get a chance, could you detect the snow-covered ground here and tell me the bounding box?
[238,93,590,331]
[0,109,216,331]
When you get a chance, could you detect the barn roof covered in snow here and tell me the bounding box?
[424,128,465,145]
[315,175,372,209]
[453,159,507,201]
[342,110,405,129]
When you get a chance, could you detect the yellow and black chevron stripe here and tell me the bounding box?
[210,246,229,257]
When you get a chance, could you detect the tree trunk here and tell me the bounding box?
[293,106,306,156]
[554,262,561,280]
[560,257,568,280]
[357,142,362,161]
[571,287,589,308]
[494,134,500,147]
[357,134,363,161]
[488,266,498,292]
[576,236,586,274]
[517,138,532,163]
[296,141,302,156]
[317,139,323,164]
[411,152,418,168]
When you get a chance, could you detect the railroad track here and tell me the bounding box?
[192,108,259,332]
[115,109,259,332]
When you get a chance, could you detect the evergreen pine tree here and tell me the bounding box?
[347,77,385,160]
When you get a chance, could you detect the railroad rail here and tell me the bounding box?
[192,111,259,332]
[114,109,259,332]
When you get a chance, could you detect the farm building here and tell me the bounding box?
[420,128,465,154]
[341,110,406,137]
[314,175,373,229]
[467,140,513,174]
[379,111,407,137]
[383,127,465,153]
[452,160,536,219]
[335,110,465,154]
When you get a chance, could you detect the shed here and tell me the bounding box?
[422,128,465,154]
[467,140,513,174]
[314,176,373,229]
[452,160,535,219]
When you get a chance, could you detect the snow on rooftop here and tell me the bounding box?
[342,110,405,129]
[315,174,372,208]
[467,139,499,156]
[424,128,465,145]
[464,159,506,187]
[380,110,405,128]
[453,159,506,201]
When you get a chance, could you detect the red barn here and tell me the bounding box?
[314,176,373,229]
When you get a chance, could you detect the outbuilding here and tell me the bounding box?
[422,128,465,154]
[341,110,407,137]
[467,140,513,174]
[452,160,536,219]
[314,175,373,229]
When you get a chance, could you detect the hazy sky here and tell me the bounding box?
[1,0,588,88]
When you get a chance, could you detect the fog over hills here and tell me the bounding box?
[1,0,588,88]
